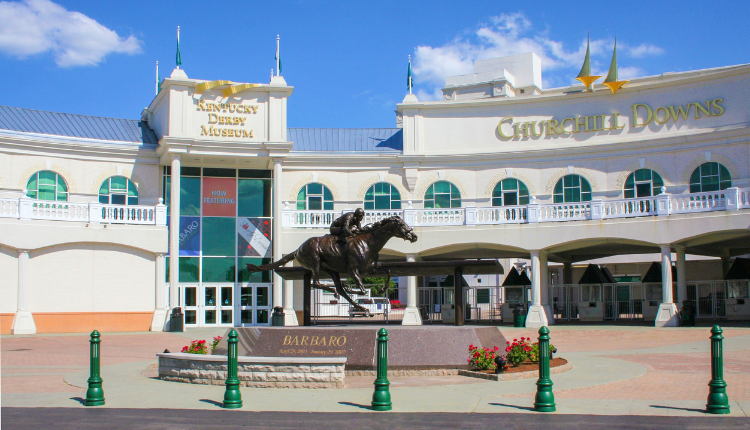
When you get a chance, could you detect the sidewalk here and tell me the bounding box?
[2,326,749,417]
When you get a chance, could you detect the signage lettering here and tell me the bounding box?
[282,335,347,347]
[196,100,258,138]
[497,98,725,140]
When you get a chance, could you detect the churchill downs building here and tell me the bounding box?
[2,50,750,335]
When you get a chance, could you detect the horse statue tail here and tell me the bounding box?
[246,251,297,273]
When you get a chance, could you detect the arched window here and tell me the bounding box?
[624,169,664,198]
[99,176,139,205]
[492,178,530,206]
[26,170,68,201]
[296,183,333,210]
[553,175,592,203]
[690,162,731,193]
[364,182,401,210]
[424,181,461,208]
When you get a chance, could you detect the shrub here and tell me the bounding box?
[211,336,222,353]
[467,344,500,371]
[504,337,533,367]
[390,300,405,309]
[181,339,208,355]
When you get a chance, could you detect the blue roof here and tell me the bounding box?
[0,105,158,145]
[288,128,402,152]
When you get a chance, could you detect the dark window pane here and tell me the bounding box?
[238,179,271,217]
[203,168,235,178]
[221,286,232,306]
[308,196,322,210]
[238,258,272,282]
[257,286,269,307]
[181,167,201,176]
[374,195,390,209]
[205,310,216,324]
[635,169,649,181]
[185,287,197,306]
[202,257,236,282]
[221,310,232,324]
[241,309,253,324]
[185,310,197,324]
[179,257,199,282]
[323,187,333,200]
[257,309,268,324]
[111,194,126,205]
[99,195,109,204]
[202,217,235,256]
[324,201,334,210]
[636,183,651,197]
[391,200,401,209]
[435,194,450,208]
[238,169,272,178]
[241,287,252,306]
[492,197,502,206]
[435,181,449,194]
[504,192,518,206]
[308,183,322,194]
[205,287,216,306]
[180,177,201,216]
[554,181,563,194]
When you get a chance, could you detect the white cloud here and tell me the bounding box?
[0,0,141,67]
[412,12,664,99]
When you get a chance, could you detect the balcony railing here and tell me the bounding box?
[282,187,750,228]
[0,196,167,226]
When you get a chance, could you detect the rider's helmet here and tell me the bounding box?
[354,208,365,218]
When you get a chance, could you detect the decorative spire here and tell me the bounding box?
[575,34,601,91]
[155,61,159,95]
[407,55,414,94]
[176,26,182,68]
[602,38,629,95]
[275,35,282,76]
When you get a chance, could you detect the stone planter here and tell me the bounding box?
[157,353,346,388]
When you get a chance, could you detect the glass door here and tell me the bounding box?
[234,283,271,327]
[219,285,234,326]
[237,283,254,327]
[203,284,219,326]
[256,284,270,325]
[183,284,199,327]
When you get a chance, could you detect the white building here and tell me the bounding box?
[2,52,749,334]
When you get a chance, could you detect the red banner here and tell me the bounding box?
[202,177,236,216]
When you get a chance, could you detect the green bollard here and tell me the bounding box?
[371,328,392,411]
[706,325,730,414]
[84,330,105,406]
[534,326,556,412]
[222,329,243,409]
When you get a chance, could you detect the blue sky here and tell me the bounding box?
[0,0,748,128]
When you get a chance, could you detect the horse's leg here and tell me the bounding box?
[347,266,368,295]
[326,269,365,312]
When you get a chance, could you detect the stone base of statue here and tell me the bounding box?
[655,302,679,327]
[525,304,549,328]
[214,326,507,370]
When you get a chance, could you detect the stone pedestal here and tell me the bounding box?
[655,302,679,327]
[150,309,169,332]
[401,307,422,326]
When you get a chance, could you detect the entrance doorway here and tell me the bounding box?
[179,283,271,327]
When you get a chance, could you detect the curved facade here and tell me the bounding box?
[2,54,749,333]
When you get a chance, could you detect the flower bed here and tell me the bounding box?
[459,358,570,381]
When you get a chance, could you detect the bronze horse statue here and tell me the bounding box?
[246,216,418,311]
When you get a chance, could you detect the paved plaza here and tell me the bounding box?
[2,325,750,428]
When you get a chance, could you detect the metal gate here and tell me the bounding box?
[463,287,503,321]
[418,287,451,322]
[689,281,727,318]
[550,285,580,321]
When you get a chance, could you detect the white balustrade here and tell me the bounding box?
[537,203,589,222]
[284,210,339,228]
[283,187,750,228]
[363,210,403,225]
[475,206,526,224]
[0,198,19,218]
[414,208,464,226]
[601,197,657,219]
[670,191,727,214]
[0,197,166,225]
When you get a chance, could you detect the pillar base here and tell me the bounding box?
[283,308,299,326]
[525,305,549,328]
[150,309,169,332]
[543,305,555,325]
[655,302,679,327]
[11,310,36,334]
[401,307,422,326]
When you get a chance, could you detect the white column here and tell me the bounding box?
[402,253,422,325]
[283,279,298,326]
[11,250,36,334]
[150,253,169,331]
[168,155,181,315]
[526,250,549,328]
[655,245,679,327]
[540,251,554,325]
[675,246,687,307]
[272,159,284,317]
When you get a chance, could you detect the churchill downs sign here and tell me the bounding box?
[497,98,725,140]
[196,100,258,138]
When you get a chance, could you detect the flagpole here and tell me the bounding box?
[155,61,159,95]
[408,55,412,95]
[176,26,180,69]
[276,35,280,77]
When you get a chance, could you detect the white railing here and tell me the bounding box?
[670,190,726,214]
[475,206,526,224]
[414,208,464,226]
[282,187,750,228]
[602,197,658,218]
[0,195,166,226]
